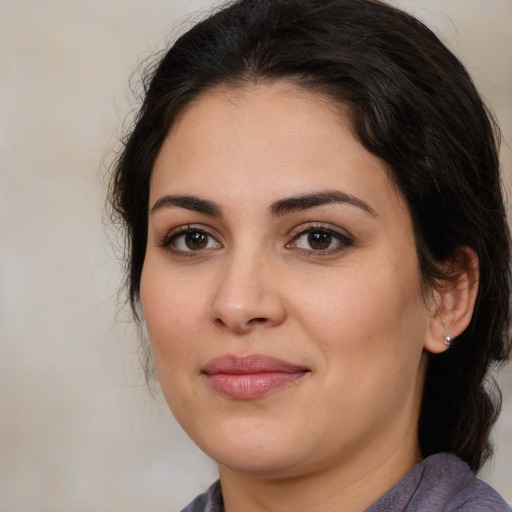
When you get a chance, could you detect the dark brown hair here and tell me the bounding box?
[109,0,511,471]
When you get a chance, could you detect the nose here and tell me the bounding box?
[210,252,287,334]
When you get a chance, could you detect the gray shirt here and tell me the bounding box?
[180,453,510,511]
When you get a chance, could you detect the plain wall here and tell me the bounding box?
[1,1,511,510]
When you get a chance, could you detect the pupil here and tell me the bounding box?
[185,232,207,250]
[308,231,331,250]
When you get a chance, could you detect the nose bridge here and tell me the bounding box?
[210,243,286,332]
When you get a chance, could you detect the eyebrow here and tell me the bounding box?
[149,189,377,218]
[150,195,222,217]
[270,190,377,217]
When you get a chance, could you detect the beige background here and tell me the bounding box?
[1,1,511,511]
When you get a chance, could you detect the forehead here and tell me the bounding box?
[150,81,407,219]
[163,82,347,164]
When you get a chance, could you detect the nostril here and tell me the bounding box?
[213,316,268,329]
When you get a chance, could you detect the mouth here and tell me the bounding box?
[201,354,310,400]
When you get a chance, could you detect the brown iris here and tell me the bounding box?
[185,232,209,250]
[308,231,332,250]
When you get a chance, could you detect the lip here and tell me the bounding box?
[202,354,310,400]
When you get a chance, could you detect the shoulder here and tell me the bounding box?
[438,454,510,512]
[454,478,511,512]
[179,481,223,512]
[367,453,510,512]
[422,453,509,512]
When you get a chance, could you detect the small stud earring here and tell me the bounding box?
[444,336,452,346]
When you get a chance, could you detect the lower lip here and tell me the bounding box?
[205,371,307,399]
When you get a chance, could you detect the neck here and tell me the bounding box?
[219,436,422,512]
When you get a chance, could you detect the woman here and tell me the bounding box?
[109,0,511,510]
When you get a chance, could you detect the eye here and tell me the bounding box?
[161,226,222,254]
[287,225,353,254]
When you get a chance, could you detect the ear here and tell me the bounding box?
[424,247,479,354]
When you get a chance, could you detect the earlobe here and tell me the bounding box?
[424,247,479,354]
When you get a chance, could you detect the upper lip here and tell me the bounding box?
[202,354,309,375]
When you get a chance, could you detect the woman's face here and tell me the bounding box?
[141,82,437,478]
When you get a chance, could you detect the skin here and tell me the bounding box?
[140,82,475,512]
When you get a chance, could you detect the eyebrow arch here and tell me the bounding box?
[150,195,223,217]
[270,190,377,217]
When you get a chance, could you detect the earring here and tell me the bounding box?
[444,335,452,347]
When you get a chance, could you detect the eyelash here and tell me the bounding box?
[286,223,354,256]
[158,223,354,257]
[159,225,221,256]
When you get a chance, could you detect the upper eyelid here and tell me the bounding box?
[166,224,218,237]
[288,222,353,239]
[159,224,221,247]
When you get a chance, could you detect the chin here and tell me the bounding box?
[213,446,306,477]
[187,418,309,476]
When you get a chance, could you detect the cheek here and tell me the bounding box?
[140,264,211,424]
[290,259,428,365]
[140,262,207,370]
